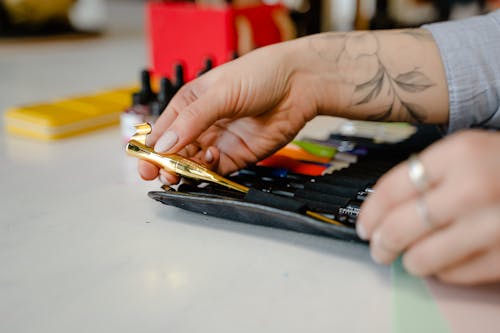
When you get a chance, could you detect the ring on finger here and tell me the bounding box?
[408,154,430,194]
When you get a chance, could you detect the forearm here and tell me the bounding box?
[288,29,449,124]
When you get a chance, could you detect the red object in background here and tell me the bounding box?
[147,2,284,82]
[238,5,282,48]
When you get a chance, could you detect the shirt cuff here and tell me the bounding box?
[423,10,500,133]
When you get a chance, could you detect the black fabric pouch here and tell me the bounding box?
[148,125,443,243]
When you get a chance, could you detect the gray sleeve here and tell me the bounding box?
[423,10,500,133]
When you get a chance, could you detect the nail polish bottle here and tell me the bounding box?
[150,77,174,122]
[173,63,184,94]
[197,57,213,77]
[120,69,156,143]
[230,50,239,60]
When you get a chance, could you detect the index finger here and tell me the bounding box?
[137,76,218,179]
[146,79,210,147]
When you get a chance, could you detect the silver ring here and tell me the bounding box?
[408,154,429,194]
[416,197,433,229]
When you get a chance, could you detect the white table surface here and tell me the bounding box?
[1,2,496,332]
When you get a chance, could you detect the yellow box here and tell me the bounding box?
[4,86,136,140]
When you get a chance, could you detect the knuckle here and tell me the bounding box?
[462,176,497,206]
[447,169,495,211]
[450,130,486,158]
[178,86,199,104]
[181,105,202,122]
[168,105,181,118]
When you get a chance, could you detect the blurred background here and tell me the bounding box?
[1,0,500,141]
[2,0,500,38]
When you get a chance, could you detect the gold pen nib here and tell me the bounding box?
[125,123,249,193]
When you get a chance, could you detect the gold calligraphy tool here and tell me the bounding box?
[126,123,344,227]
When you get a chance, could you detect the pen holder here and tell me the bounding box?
[128,123,443,243]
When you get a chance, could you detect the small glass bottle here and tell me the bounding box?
[120,70,156,143]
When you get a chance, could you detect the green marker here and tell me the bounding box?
[292,140,337,159]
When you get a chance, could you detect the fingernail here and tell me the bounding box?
[371,250,383,264]
[159,174,171,185]
[205,149,213,163]
[370,231,383,263]
[154,131,178,153]
[145,134,154,147]
[356,223,368,240]
[402,255,420,276]
[145,124,156,146]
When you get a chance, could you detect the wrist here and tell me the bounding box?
[292,33,368,119]
[283,34,350,119]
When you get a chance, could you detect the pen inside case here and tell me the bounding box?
[147,124,444,243]
[149,187,362,242]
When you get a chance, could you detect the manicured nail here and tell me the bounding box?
[145,134,154,147]
[205,149,213,163]
[356,222,368,240]
[370,231,383,263]
[402,255,420,276]
[154,131,178,153]
[371,250,383,264]
[145,124,156,146]
[159,174,171,185]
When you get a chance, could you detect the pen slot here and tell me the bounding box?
[303,182,360,198]
[244,188,308,214]
[229,173,305,190]
[294,189,351,207]
[315,175,371,189]
[333,166,384,179]
[178,182,246,200]
[295,199,341,215]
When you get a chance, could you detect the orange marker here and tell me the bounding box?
[274,143,331,164]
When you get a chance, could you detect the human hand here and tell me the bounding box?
[357,130,500,285]
[138,41,327,184]
[138,28,449,184]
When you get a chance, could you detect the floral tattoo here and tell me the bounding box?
[310,30,436,123]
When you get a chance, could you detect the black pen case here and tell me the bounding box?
[148,125,443,243]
